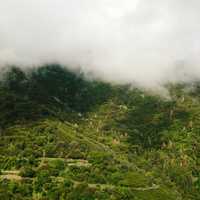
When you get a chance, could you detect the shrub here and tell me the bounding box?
[20,166,36,178]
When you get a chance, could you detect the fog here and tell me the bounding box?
[0,0,200,89]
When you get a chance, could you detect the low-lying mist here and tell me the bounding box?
[0,0,200,90]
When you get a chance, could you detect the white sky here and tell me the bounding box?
[0,0,200,88]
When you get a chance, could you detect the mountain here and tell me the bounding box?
[0,64,200,200]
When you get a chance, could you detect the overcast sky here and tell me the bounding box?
[0,0,200,88]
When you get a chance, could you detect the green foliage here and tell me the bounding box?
[20,167,36,178]
[0,64,113,128]
[88,151,114,165]
[0,64,200,199]
[34,170,51,193]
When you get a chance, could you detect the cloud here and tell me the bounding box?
[0,0,200,88]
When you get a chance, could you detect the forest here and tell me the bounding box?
[0,64,200,199]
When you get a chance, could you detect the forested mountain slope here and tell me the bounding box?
[0,65,200,200]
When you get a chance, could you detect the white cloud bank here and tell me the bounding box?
[0,0,200,88]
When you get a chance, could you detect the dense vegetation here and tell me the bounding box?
[0,64,200,199]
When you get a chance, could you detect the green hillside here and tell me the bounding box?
[0,65,200,199]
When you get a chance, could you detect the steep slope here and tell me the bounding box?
[0,65,200,199]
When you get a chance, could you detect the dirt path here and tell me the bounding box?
[0,170,22,181]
